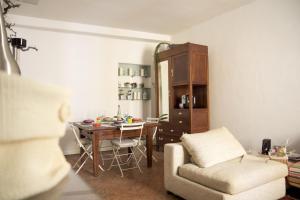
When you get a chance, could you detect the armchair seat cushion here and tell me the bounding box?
[178,155,288,195]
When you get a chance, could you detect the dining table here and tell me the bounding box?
[73,122,158,177]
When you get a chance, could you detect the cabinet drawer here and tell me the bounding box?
[173,109,189,119]
[172,109,190,126]
[157,134,180,144]
[158,126,188,136]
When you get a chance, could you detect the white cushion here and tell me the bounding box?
[111,138,137,148]
[0,72,70,200]
[180,127,246,168]
[178,155,288,194]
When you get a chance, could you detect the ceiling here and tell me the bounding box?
[11,0,254,34]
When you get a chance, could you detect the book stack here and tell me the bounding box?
[288,162,300,188]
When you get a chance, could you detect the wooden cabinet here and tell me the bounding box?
[155,43,209,151]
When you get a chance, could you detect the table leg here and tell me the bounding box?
[146,127,153,168]
[92,132,100,176]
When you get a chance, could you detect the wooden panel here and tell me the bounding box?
[191,109,209,133]
[191,53,208,85]
[193,85,208,109]
[172,53,189,85]
[157,44,188,61]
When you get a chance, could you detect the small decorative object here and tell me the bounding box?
[137,91,141,100]
[102,117,113,122]
[118,67,123,76]
[138,83,144,88]
[92,122,101,128]
[288,152,300,161]
[269,145,287,157]
[179,103,184,109]
[128,68,133,76]
[124,82,131,88]
[0,0,38,75]
[126,116,133,124]
[132,91,136,100]
[131,82,137,88]
[82,119,94,124]
[262,139,271,155]
[140,68,145,77]
[0,2,20,75]
[119,94,126,100]
[142,91,148,100]
[132,118,142,122]
[117,105,122,121]
[135,69,140,76]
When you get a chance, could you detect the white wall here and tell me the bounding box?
[11,16,169,155]
[172,0,300,152]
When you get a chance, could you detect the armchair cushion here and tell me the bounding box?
[178,155,288,194]
[180,127,246,168]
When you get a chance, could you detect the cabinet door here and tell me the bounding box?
[191,53,208,85]
[172,53,189,85]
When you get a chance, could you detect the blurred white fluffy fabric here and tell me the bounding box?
[0,72,71,200]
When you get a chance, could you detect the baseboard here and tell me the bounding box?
[63,148,80,155]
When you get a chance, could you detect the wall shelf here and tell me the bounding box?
[118,63,151,78]
[118,63,151,101]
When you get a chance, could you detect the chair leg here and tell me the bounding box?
[72,151,87,168]
[152,155,158,162]
[114,148,124,177]
[107,153,116,171]
[75,155,89,174]
[141,145,158,162]
[131,147,142,174]
[136,146,146,164]
[108,147,124,177]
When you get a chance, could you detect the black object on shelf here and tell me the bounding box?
[262,139,271,155]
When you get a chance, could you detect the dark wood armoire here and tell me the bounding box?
[155,43,209,151]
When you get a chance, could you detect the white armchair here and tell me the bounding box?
[164,128,288,200]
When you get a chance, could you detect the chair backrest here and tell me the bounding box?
[146,117,161,140]
[69,123,84,148]
[119,122,145,143]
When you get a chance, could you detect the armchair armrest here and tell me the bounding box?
[164,143,189,186]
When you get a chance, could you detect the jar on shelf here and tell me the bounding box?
[137,91,142,100]
[128,68,133,76]
[118,67,124,76]
[140,68,145,77]
[142,91,148,100]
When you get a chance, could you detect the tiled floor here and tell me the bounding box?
[66,151,300,200]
